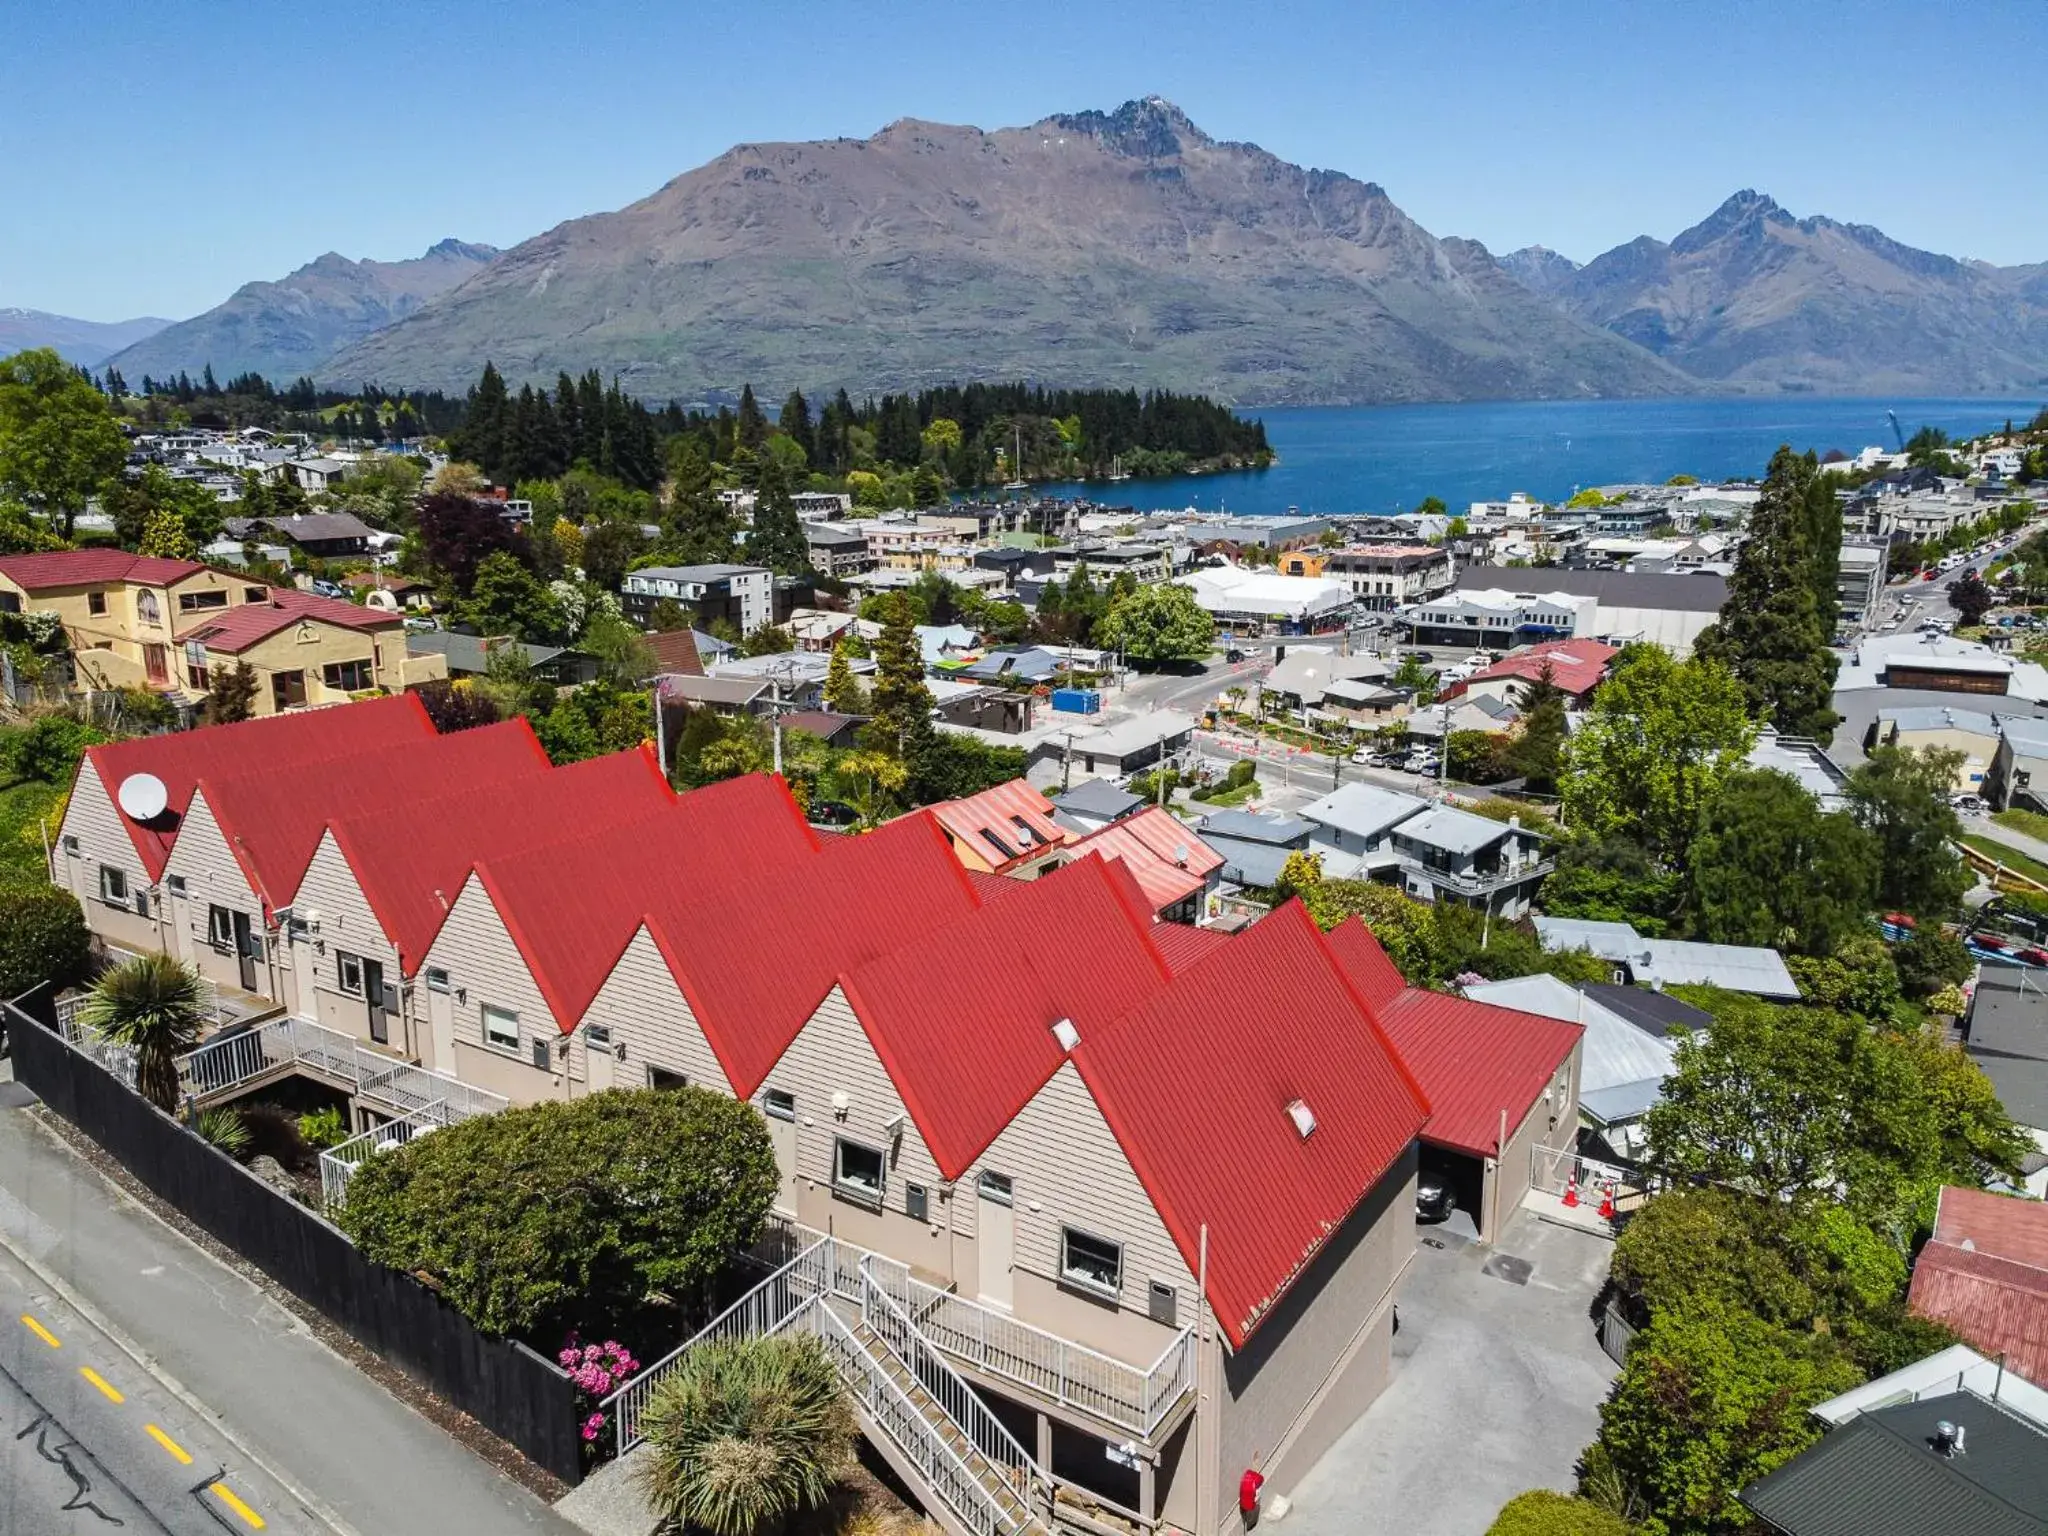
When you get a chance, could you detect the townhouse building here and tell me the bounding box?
[1320,545,1455,611]
[619,564,772,633]
[61,711,1592,1536]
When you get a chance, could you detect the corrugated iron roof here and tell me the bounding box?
[81,694,435,879]
[196,719,551,916]
[1909,1187,2048,1387]
[1373,988,1582,1156]
[324,744,674,972]
[1064,807,1223,913]
[1324,918,1407,1015]
[647,810,980,1089]
[842,856,1171,1178]
[1073,901,1430,1348]
[1149,922,1234,976]
[0,549,205,590]
[929,779,1073,873]
[1438,638,1618,702]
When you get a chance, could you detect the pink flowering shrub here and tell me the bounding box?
[559,1335,641,1453]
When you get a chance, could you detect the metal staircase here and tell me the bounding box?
[604,1233,1162,1536]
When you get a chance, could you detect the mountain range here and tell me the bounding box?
[105,239,497,385]
[0,308,172,366]
[23,101,2048,404]
[1500,191,2048,394]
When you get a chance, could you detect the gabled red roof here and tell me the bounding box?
[929,779,1072,873]
[1438,638,1618,702]
[191,719,552,918]
[476,774,821,1032]
[1909,1186,2048,1386]
[1372,988,1582,1156]
[327,744,674,972]
[1072,901,1430,1348]
[841,856,1170,1179]
[1065,807,1224,914]
[1324,917,1408,1014]
[184,587,397,652]
[0,549,205,590]
[648,810,980,1090]
[81,694,436,879]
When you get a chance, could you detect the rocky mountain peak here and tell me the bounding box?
[1044,97,1214,158]
[1671,189,1792,253]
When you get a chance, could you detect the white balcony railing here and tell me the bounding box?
[173,1016,507,1122]
[318,1100,455,1213]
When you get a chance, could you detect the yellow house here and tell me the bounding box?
[0,549,443,712]
[1279,549,1331,578]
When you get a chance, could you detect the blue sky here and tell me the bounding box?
[7,0,2044,320]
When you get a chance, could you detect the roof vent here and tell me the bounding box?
[1173,843,1190,867]
[1286,1099,1317,1140]
[1932,1420,1965,1457]
[1051,1017,1080,1052]
[117,772,169,822]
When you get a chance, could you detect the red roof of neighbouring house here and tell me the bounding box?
[1073,901,1431,1348]
[842,855,1171,1178]
[188,719,553,918]
[1064,806,1224,914]
[325,744,675,972]
[475,773,822,1031]
[646,811,981,1091]
[1437,638,1619,702]
[1324,917,1408,1014]
[0,549,206,590]
[184,587,397,652]
[929,779,1073,873]
[1372,988,1583,1156]
[1909,1186,2048,1387]
[80,694,436,879]
[644,629,705,677]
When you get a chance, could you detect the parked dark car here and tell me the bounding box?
[1416,1166,1457,1223]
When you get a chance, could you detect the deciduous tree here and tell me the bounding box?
[1686,768,1878,955]
[1843,745,1967,917]
[0,348,128,539]
[1095,582,1215,666]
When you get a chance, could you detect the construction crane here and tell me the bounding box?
[1887,410,1906,453]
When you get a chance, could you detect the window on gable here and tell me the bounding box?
[244,587,267,603]
[834,1138,885,1205]
[977,1170,1014,1206]
[322,659,373,692]
[207,905,234,949]
[481,1003,520,1052]
[98,865,128,905]
[762,1089,796,1122]
[1060,1228,1124,1297]
[178,590,229,613]
[87,590,107,616]
[337,951,364,996]
[425,967,450,993]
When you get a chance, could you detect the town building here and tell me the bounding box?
[1437,638,1617,707]
[176,588,435,713]
[1990,716,2048,812]
[1875,706,2007,796]
[403,631,599,687]
[804,523,874,577]
[1405,567,1728,655]
[1176,565,1353,635]
[1533,917,1802,998]
[1959,967,2048,1198]
[1908,1185,2048,1387]
[619,564,772,634]
[1836,540,1888,629]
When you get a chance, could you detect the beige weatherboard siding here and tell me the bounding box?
[55,759,165,956]
[290,830,427,1055]
[157,790,283,1002]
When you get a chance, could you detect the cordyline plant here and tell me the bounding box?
[79,952,208,1113]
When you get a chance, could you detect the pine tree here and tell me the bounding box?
[460,362,510,482]
[1694,447,1840,743]
[823,643,869,715]
[779,390,814,466]
[864,593,935,761]
[666,438,735,563]
[736,384,768,452]
[745,455,812,577]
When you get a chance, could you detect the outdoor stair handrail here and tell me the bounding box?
[172,1016,508,1121]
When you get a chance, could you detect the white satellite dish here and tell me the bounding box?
[116,772,169,822]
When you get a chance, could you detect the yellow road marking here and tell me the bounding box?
[80,1366,125,1403]
[210,1482,266,1529]
[144,1423,194,1464]
[20,1313,61,1348]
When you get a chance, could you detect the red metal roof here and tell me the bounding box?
[0,549,205,590]
[478,774,822,1031]
[842,855,1171,1178]
[327,744,674,972]
[1909,1186,2048,1386]
[929,779,1073,873]
[1149,921,1234,976]
[1438,638,1618,702]
[1064,807,1224,914]
[1373,988,1582,1156]
[1073,901,1431,1348]
[193,719,552,918]
[647,810,981,1090]
[80,694,436,879]
[184,587,396,652]
[1324,917,1408,1014]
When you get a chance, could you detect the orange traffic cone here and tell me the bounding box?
[1562,1172,1579,1208]
[1598,1182,1616,1221]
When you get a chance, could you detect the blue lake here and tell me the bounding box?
[1034,396,2046,516]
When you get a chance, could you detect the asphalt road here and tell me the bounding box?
[0,1240,325,1536]
[0,1079,580,1536]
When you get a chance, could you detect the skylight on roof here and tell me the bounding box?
[1051,1018,1080,1052]
[1286,1099,1317,1140]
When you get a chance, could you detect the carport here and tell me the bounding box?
[1326,918,1584,1241]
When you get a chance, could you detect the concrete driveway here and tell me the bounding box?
[1278,1213,1619,1536]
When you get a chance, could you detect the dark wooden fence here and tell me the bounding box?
[4,994,585,1483]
